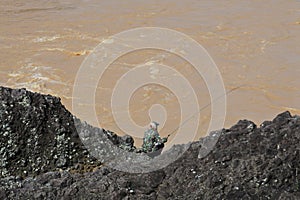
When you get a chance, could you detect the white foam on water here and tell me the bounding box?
[5,64,71,97]
[32,35,61,43]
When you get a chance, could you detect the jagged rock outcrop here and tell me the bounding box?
[0,86,299,199]
[0,86,134,179]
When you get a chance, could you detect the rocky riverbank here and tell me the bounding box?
[0,86,299,199]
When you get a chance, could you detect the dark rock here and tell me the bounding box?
[0,86,299,199]
[0,187,7,199]
[0,86,129,179]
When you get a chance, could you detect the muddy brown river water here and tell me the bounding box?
[0,0,299,147]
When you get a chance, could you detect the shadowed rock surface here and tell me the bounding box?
[0,86,299,199]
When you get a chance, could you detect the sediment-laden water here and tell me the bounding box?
[0,0,299,146]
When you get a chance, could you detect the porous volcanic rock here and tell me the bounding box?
[0,86,299,199]
[0,86,134,179]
